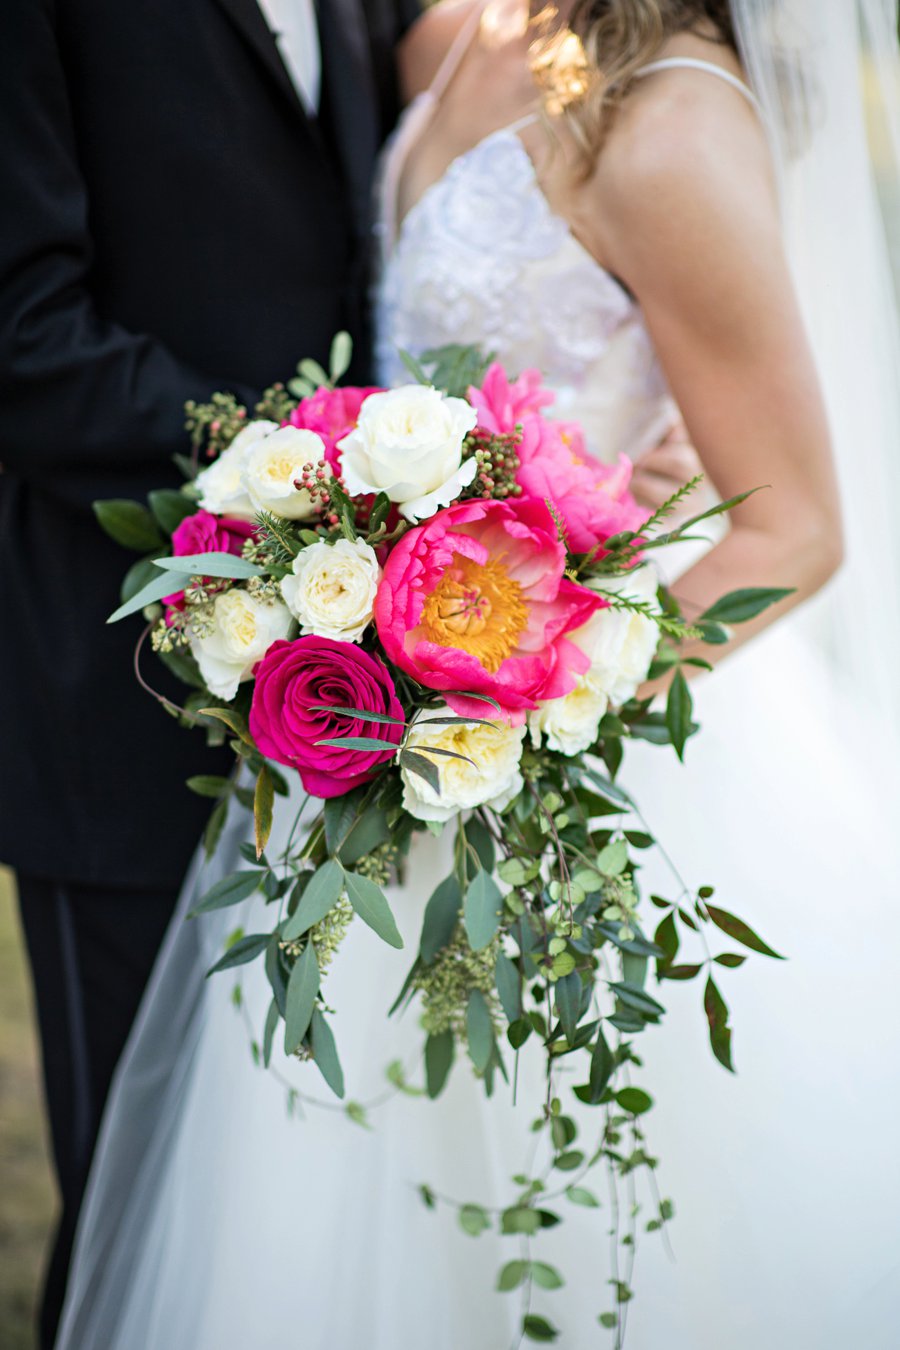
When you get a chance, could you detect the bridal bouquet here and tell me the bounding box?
[98,338,787,1345]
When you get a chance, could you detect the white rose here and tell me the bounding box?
[241,426,328,520]
[190,587,292,701]
[337,385,478,522]
[574,563,661,706]
[400,706,526,823]
[528,680,609,757]
[194,420,278,518]
[280,537,381,643]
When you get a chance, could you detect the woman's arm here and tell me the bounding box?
[589,76,843,670]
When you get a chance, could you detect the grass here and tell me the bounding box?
[0,868,56,1350]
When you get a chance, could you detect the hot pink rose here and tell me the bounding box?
[164,509,257,611]
[469,363,648,553]
[248,637,404,798]
[289,386,383,473]
[374,497,605,721]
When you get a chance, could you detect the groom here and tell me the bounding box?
[0,0,418,1342]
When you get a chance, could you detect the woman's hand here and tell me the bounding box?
[631,421,703,515]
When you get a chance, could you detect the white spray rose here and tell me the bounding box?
[574,563,661,706]
[280,537,381,643]
[400,707,526,824]
[337,385,478,522]
[528,680,609,758]
[240,425,328,520]
[190,588,292,701]
[194,419,278,518]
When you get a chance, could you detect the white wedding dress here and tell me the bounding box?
[58,23,900,1350]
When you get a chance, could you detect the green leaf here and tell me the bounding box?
[344,871,404,948]
[148,488,195,535]
[282,860,344,940]
[522,1314,560,1343]
[531,1262,565,1291]
[94,498,165,552]
[599,1313,619,1329]
[284,942,320,1053]
[654,911,679,970]
[666,667,693,762]
[501,1206,541,1236]
[262,998,279,1068]
[312,735,396,753]
[466,989,494,1074]
[345,1101,371,1129]
[704,975,734,1072]
[497,857,541,887]
[660,963,703,981]
[497,1260,529,1292]
[120,550,167,604]
[309,1008,345,1098]
[705,905,785,959]
[555,970,582,1044]
[186,774,231,799]
[494,952,522,1023]
[458,1203,491,1237]
[203,797,228,859]
[701,586,795,625]
[553,1150,584,1172]
[566,1185,600,1207]
[714,952,747,968]
[615,1086,654,1115]
[197,706,254,746]
[298,356,329,387]
[253,764,274,859]
[466,817,496,872]
[596,839,628,877]
[610,981,666,1017]
[464,869,503,951]
[419,875,461,963]
[153,551,264,579]
[189,869,262,917]
[398,749,441,794]
[106,569,183,623]
[425,1030,455,1099]
[507,1018,532,1050]
[206,933,268,975]
[311,704,406,727]
[329,330,353,381]
[589,1029,615,1103]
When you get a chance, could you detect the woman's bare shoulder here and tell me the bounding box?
[397,0,483,101]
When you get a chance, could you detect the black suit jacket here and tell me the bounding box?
[0,0,418,887]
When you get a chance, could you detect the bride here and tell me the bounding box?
[57,1,900,1347]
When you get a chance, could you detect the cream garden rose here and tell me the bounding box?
[280,537,381,643]
[400,707,526,823]
[190,587,292,701]
[194,419,278,518]
[239,425,329,520]
[337,384,478,522]
[576,563,661,706]
[528,680,609,758]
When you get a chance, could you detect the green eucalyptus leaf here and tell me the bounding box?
[153,551,264,579]
[284,942,320,1054]
[107,569,183,623]
[186,774,231,799]
[94,498,165,552]
[466,989,494,1073]
[309,1008,345,1098]
[701,586,795,625]
[495,952,522,1023]
[262,998,279,1068]
[666,667,693,762]
[253,764,275,859]
[329,330,353,381]
[589,1029,615,1103]
[425,1030,455,1099]
[419,875,462,963]
[189,869,262,917]
[206,933,268,975]
[464,869,503,951]
[555,970,582,1044]
[344,871,404,948]
[282,860,344,940]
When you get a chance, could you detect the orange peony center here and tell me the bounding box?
[420,552,528,674]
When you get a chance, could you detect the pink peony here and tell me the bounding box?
[374,497,605,721]
[469,363,648,554]
[248,637,404,798]
[164,509,256,611]
[289,385,383,473]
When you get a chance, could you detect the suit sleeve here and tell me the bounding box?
[0,0,256,481]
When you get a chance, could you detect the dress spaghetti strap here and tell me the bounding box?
[635,57,763,117]
[427,1,489,101]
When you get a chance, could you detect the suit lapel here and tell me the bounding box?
[317,0,379,239]
[213,0,323,142]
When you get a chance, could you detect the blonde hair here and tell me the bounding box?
[531,0,737,166]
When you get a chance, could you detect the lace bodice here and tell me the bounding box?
[374,99,677,465]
